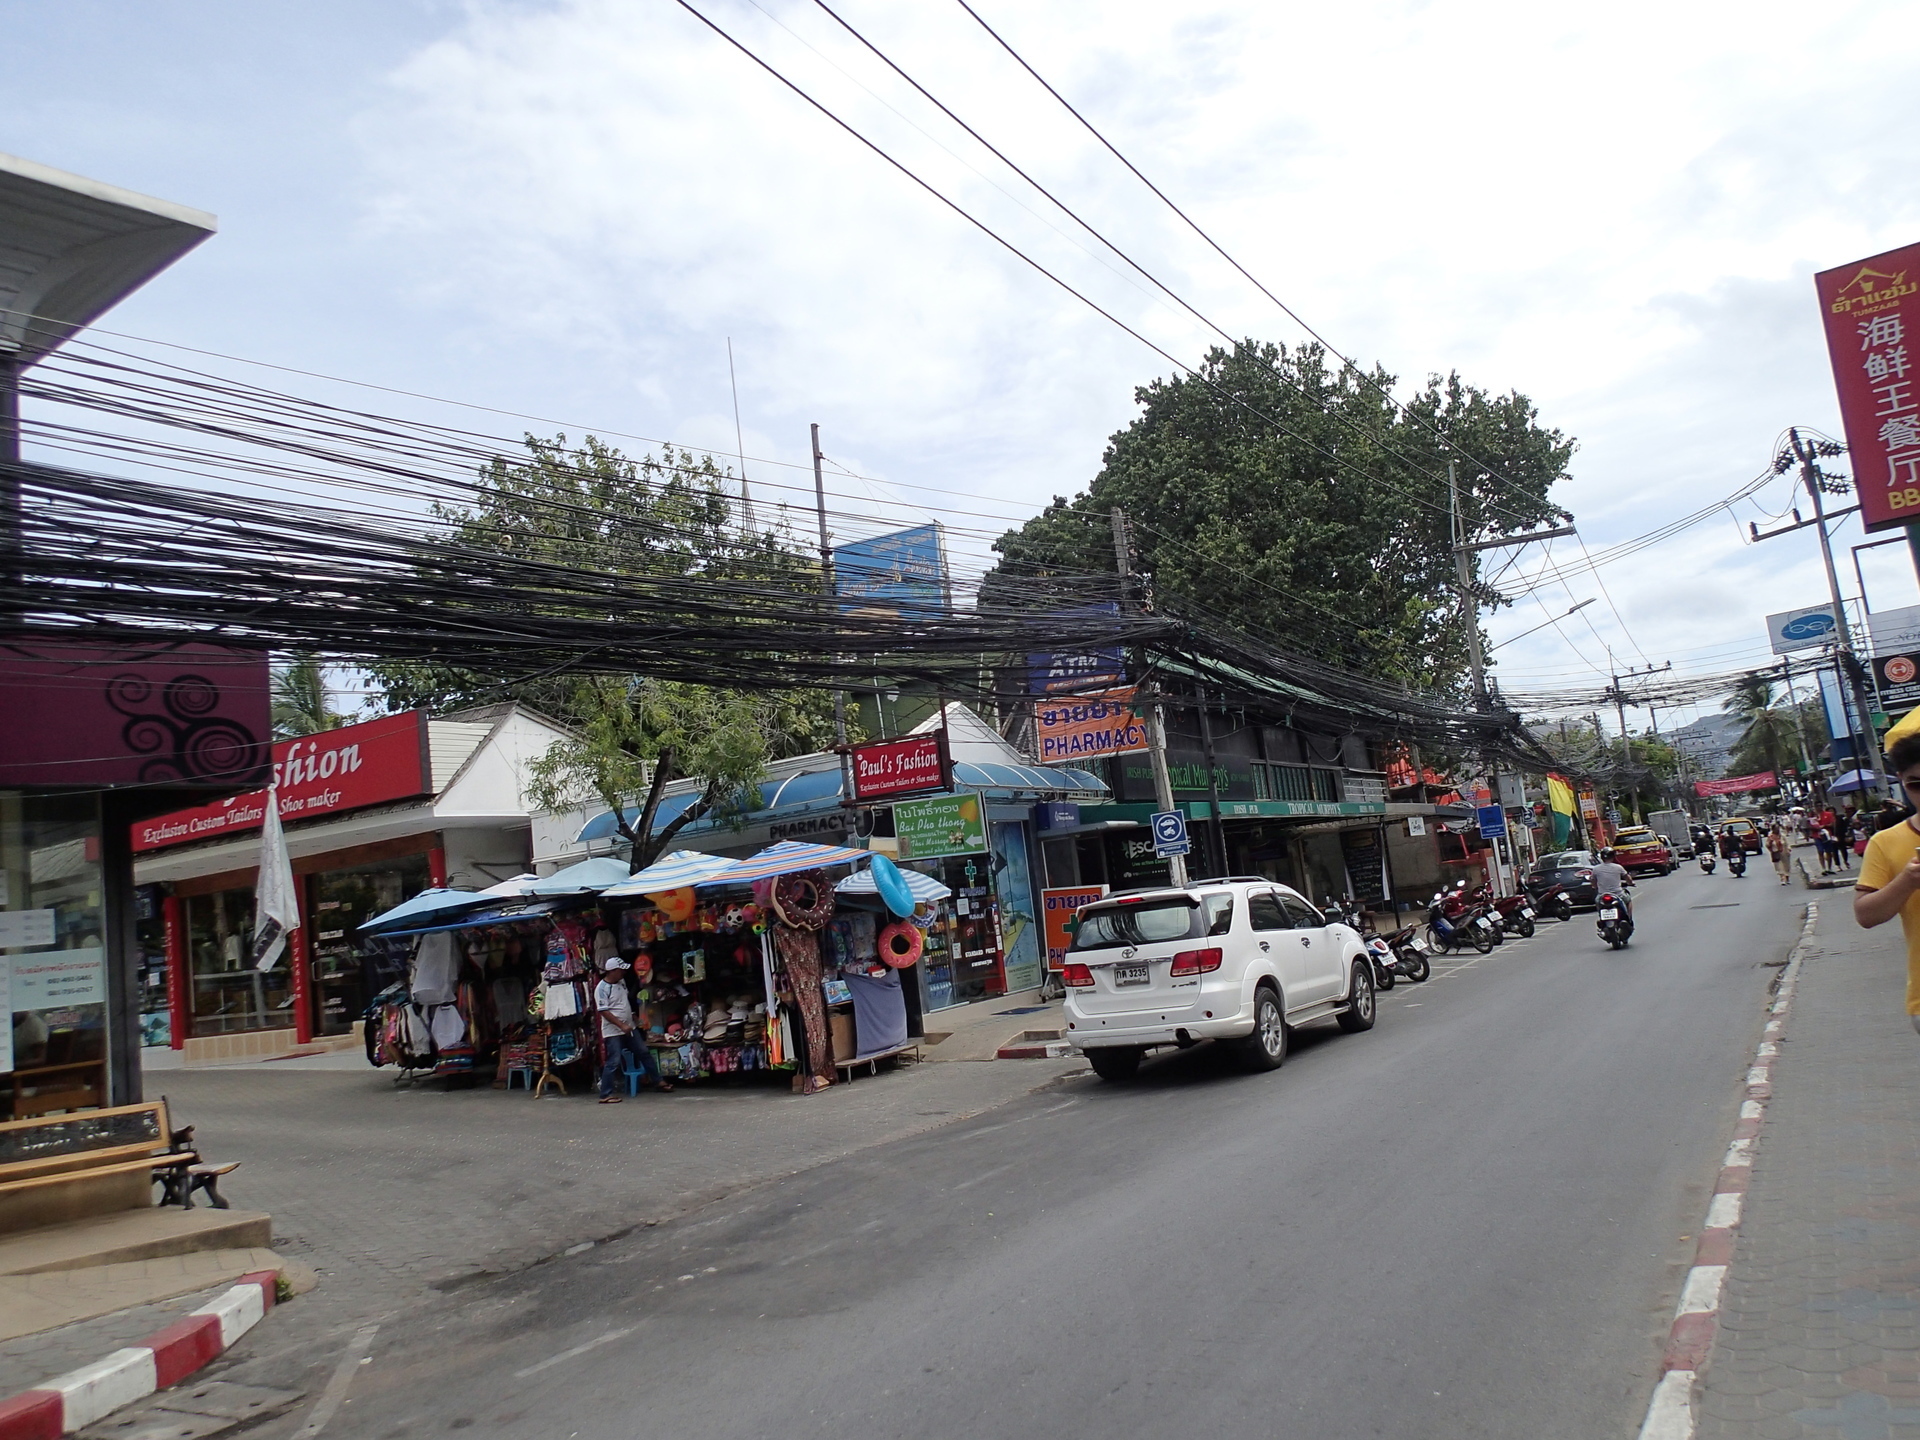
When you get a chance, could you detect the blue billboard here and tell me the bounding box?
[1027,602,1127,693]
[833,524,948,618]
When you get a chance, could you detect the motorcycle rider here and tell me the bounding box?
[1590,847,1635,920]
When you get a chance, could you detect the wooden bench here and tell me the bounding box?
[0,1100,234,1234]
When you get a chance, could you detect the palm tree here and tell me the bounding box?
[271,652,346,739]
[1723,672,1788,779]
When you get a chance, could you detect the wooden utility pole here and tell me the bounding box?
[1112,507,1187,888]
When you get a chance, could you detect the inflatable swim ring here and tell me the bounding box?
[878,921,923,969]
[772,869,835,930]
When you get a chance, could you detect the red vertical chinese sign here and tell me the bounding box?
[1816,242,1920,531]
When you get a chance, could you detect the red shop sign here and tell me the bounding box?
[133,711,432,852]
[849,731,951,802]
[1816,241,1920,532]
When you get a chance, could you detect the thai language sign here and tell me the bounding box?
[833,524,948,618]
[849,732,949,802]
[1034,687,1148,764]
[1816,242,1920,532]
[133,711,430,852]
[893,793,987,859]
[9,948,106,1010]
[1040,885,1107,971]
[1694,772,1777,797]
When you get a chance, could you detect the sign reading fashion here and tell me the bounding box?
[848,732,950,802]
[1816,241,1920,533]
[133,710,432,852]
[1033,687,1148,763]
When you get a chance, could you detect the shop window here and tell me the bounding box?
[1,792,110,1119]
[185,887,293,1036]
[308,856,428,1037]
[135,885,171,1048]
[1267,765,1339,803]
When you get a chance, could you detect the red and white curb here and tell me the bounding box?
[0,1270,278,1440]
[1636,903,1816,1440]
[995,1039,1072,1059]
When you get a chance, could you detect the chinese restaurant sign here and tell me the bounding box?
[1816,242,1920,531]
[133,711,431,852]
[1034,688,1148,764]
[893,793,987,860]
[1694,771,1777,798]
[849,732,950,802]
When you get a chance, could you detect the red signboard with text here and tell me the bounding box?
[133,711,432,852]
[849,731,950,802]
[1816,242,1920,532]
[1694,771,1777,798]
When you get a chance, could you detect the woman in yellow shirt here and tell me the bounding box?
[1854,734,1920,1030]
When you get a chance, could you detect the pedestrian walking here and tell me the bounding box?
[1854,734,1920,1034]
[1767,823,1792,885]
[1835,806,1856,871]
[1815,825,1836,874]
[595,957,672,1102]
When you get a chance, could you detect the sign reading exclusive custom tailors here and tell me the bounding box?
[1033,688,1148,763]
[1817,242,1920,532]
[849,732,950,802]
[893,793,987,860]
[133,711,431,852]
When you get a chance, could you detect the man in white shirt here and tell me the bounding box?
[595,958,671,1102]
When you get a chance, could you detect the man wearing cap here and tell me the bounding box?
[595,958,671,1103]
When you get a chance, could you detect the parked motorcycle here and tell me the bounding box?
[1427,887,1496,955]
[1386,924,1432,982]
[1596,891,1634,950]
[1698,851,1717,875]
[1485,888,1538,939]
[1532,882,1577,922]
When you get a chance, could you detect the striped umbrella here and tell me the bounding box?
[601,850,744,897]
[694,840,871,886]
[835,867,951,903]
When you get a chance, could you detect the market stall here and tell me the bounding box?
[354,843,934,1098]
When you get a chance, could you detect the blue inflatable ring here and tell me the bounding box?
[868,854,916,919]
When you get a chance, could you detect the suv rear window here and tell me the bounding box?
[1072,898,1201,950]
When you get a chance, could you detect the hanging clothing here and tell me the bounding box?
[412,932,460,1005]
[774,924,833,1087]
[429,1004,468,1050]
[845,969,908,1058]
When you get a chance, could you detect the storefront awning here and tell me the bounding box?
[695,840,872,885]
[574,760,1105,845]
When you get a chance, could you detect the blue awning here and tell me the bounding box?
[575,760,1107,845]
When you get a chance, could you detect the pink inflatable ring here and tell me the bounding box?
[878,921,923,969]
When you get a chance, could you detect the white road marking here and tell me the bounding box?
[513,1326,635,1379]
[1705,1192,1744,1229]
[1746,1066,1770,1086]
[295,1323,381,1437]
[1722,1137,1753,1167]
[1637,1368,1696,1440]
[1740,1100,1764,1121]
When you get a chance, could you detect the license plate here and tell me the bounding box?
[1521,907,1535,919]
[1600,908,1619,921]
[1410,937,1429,953]
[1112,962,1150,987]
[1476,916,1494,930]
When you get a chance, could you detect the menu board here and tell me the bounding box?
[1341,828,1388,904]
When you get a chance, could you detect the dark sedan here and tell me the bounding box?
[1525,850,1602,911]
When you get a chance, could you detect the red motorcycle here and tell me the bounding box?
[1427,885,1497,955]
[1473,884,1538,939]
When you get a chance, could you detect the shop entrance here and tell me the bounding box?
[308,855,430,1036]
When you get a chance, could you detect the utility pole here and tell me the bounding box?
[812,424,851,806]
[1778,658,1816,789]
[1113,507,1187,888]
[1605,661,1671,825]
[1449,460,1488,710]
[1196,686,1227,879]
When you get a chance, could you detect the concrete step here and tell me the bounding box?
[0,1208,272,1277]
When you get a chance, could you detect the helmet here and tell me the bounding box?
[1599,847,1616,861]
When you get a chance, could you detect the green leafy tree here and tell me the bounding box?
[366,435,854,870]
[980,341,1573,692]
[270,652,348,739]
[1723,672,1794,780]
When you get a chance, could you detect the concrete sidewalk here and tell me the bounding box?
[1694,902,1920,1437]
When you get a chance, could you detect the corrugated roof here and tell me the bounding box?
[429,720,493,794]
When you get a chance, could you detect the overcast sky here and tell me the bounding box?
[7,0,1920,732]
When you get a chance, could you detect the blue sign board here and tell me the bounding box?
[833,524,948,618]
[1476,804,1508,840]
[1026,603,1127,694]
[1151,809,1190,858]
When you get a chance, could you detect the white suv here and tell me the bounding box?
[1062,879,1376,1081]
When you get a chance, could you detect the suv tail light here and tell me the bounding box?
[1062,963,1095,988]
[1168,947,1223,977]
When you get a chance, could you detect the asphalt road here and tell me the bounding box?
[239,866,1804,1440]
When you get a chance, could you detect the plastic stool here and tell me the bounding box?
[506,1065,534,1091]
